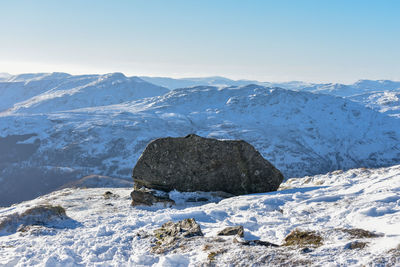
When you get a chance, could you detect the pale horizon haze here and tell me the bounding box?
[1,0,399,83]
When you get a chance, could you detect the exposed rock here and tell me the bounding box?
[152,218,203,253]
[0,205,67,233]
[208,249,227,262]
[132,134,284,195]
[300,247,313,253]
[345,241,368,250]
[17,225,57,236]
[218,225,244,237]
[241,240,279,247]
[154,218,203,240]
[103,191,119,199]
[130,188,174,207]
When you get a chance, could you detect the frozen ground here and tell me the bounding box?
[1,165,399,266]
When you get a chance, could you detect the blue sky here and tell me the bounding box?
[0,0,399,82]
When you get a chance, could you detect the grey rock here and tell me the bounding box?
[300,247,312,253]
[130,188,174,207]
[132,134,284,195]
[154,218,203,240]
[241,240,279,247]
[152,218,203,253]
[103,191,119,200]
[218,226,244,237]
[345,241,368,250]
[0,205,67,233]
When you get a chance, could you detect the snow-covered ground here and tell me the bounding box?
[1,165,399,266]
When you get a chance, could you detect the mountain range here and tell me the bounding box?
[0,73,399,206]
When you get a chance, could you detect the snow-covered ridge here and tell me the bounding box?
[348,91,400,118]
[1,165,399,266]
[1,84,399,206]
[142,76,400,117]
[142,76,400,94]
[3,73,400,116]
[0,72,168,114]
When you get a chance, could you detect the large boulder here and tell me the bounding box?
[132,134,284,195]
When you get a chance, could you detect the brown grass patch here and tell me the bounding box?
[337,228,382,238]
[283,229,323,247]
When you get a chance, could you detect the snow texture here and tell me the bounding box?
[0,165,399,266]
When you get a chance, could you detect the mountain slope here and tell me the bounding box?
[0,72,169,114]
[1,84,399,206]
[1,165,399,266]
[348,91,400,118]
[142,76,400,116]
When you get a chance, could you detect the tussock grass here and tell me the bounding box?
[283,229,323,247]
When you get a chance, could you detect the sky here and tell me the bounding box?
[0,0,399,83]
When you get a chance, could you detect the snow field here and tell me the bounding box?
[0,165,399,266]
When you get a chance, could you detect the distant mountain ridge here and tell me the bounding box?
[0,72,169,113]
[141,76,400,117]
[140,75,400,92]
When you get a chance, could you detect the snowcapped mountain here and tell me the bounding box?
[298,80,400,97]
[0,72,12,81]
[1,83,399,206]
[348,91,400,118]
[142,76,400,117]
[139,76,261,90]
[295,80,400,117]
[1,164,399,266]
[139,76,320,91]
[142,76,400,96]
[0,72,169,114]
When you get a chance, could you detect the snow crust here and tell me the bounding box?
[0,165,399,266]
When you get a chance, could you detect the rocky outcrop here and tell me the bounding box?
[152,218,203,253]
[0,205,68,234]
[218,226,244,237]
[132,134,284,196]
[130,188,174,207]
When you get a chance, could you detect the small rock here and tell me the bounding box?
[103,191,119,199]
[17,225,57,236]
[345,241,368,250]
[241,240,279,247]
[130,188,174,207]
[218,225,244,237]
[0,204,67,233]
[152,218,203,253]
[154,218,203,240]
[301,247,312,253]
